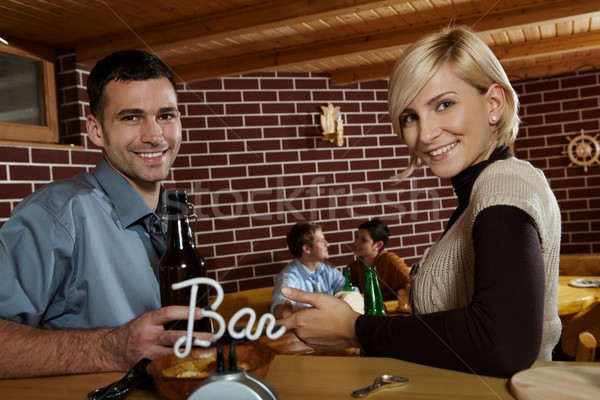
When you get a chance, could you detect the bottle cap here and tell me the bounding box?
[162,189,189,216]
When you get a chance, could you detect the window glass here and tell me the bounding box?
[0,41,58,144]
[0,53,46,126]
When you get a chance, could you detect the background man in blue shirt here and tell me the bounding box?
[271,222,345,318]
[0,50,212,378]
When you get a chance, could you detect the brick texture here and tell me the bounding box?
[514,70,600,254]
[0,54,599,293]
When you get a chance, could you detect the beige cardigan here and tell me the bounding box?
[411,157,561,361]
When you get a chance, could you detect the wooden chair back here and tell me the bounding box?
[561,300,600,362]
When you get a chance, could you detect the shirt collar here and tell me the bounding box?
[292,258,326,279]
[92,158,154,228]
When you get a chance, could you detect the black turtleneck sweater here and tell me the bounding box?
[445,145,512,232]
[355,146,546,378]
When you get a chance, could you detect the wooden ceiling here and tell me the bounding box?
[2,0,600,85]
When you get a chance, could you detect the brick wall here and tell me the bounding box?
[513,71,600,254]
[0,52,598,293]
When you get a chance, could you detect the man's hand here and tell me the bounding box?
[276,287,361,351]
[105,306,214,369]
[0,306,213,378]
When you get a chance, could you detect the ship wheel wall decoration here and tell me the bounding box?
[562,129,600,172]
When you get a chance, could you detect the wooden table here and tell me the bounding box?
[0,355,513,400]
[1,357,596,400]
[266,355,517,399]
[557,276,600,317]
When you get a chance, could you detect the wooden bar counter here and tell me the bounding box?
[266,355,517,399]
[1,356,597,400]
[0,354,517,400]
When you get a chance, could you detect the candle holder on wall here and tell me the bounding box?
[320,103,344,146]
[562,129,600,172]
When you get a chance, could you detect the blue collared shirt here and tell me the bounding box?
[0,158,162,329]
[271,258,345,312]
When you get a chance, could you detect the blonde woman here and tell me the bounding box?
[278,27,561,377]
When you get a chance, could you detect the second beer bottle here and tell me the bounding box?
[159,189,212,333]
[363,265,387,316]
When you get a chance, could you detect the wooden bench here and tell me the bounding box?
[559,254,600,276]
[213,286,274,323]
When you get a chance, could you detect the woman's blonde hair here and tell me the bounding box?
[388,26,520,178]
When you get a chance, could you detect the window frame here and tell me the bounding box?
[0,37,59,144]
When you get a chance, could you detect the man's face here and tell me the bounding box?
[87,78,182,193]
[307,228,329,262]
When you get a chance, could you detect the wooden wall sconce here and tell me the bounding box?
[320,103,344,146]
[562,129,600,172]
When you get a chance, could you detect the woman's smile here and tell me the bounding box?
[428,141,458,158]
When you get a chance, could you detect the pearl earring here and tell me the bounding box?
[491,115,497,122]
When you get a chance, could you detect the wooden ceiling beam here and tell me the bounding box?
[74,0,405,64]
[330,30,600,85]
[504,51,600,82]
[493,30,600,61]
[169,0,600,83]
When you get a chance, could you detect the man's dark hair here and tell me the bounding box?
[358,219,390,249]
[286,222,322,259]
[87,50,177,122]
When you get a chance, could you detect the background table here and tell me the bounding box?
[557,276,600,318]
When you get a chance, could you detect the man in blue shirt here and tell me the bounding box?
[0,50,212,378]
[271,222,345,318]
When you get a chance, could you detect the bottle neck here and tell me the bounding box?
[364,266,377,291]
[165,214,195,250]
[343,267,353,291]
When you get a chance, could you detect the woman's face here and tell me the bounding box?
[399,65,502,179]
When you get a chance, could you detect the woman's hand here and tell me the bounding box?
[276,287,361,351]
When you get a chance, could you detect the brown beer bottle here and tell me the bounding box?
[159,189,211,333]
